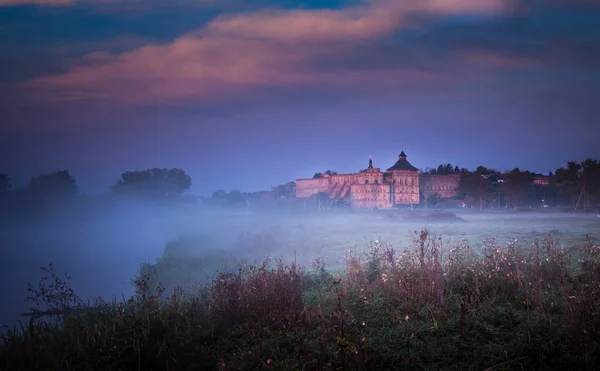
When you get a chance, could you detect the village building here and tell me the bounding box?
[296,151,461,209]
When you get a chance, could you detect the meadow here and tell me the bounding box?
[1,207,599,370]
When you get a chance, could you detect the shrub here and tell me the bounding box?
[2,229,600,370]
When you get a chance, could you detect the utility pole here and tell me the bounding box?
[574,183,587,212]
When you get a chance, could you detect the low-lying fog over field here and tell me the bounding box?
[1,206,599,328]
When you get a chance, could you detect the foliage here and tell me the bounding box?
[555,161,583,207]
[501,168,535,209]
[0,173,11,197]
[110,168,191,199]
[313,170,338,178]
[271,181,296,199]
[423,163,461,175]
[457,166,499,209]
[427,192,441,207]
[27,170,78,200]
[3,230,600,370]
[139,235,240,295]
[581,158,600,205]
[210,189,247,207]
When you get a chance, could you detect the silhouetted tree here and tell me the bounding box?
[423,164,461,175]
[581,158,600,206]
[501,168,534,210]
[0,173,11,198]
[209,189,249,208]
[427,193,441,208]
[555,162,583,208]
[25,170,78,213]
[212,189,227,199]
[457,167,497,210]
[227,190,246,207]
[28,170,78,200]
[271,182,296,199]
[313,170,337,178]
[110,168,191,199]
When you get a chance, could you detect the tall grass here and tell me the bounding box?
[1,229,599,370]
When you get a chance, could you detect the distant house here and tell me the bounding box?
[533,173,550,186]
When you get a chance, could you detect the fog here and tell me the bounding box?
[2,201,599,329]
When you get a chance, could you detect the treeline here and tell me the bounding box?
[0,168,298,221]
[421,163,461,175]
[206,182,296,208]
[427,158,600,210]
[1,158,598,219]
[0,168,195,222]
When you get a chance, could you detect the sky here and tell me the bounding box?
[1,0,599,196]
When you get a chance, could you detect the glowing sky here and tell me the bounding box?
[1,0,599,195]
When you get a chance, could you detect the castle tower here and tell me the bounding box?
[386,150,419,205]
[387,150,418,172]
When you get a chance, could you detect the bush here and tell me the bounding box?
[138,234,239,295]
[2,229,599,370]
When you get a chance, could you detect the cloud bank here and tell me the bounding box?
[19,0,599,106]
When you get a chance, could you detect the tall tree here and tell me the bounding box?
[457,167,497,210]
[425,164,460,175]
[501,168,534,210]
[272,182,296,199]
[0,173,11,198]
[555,162,583,208]
[427,193,441,208]
[580,158,600,207]
[27,170,78,200]
[111,168,191,199]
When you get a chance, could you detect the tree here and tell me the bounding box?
[0,173,11,198]
[457,167,497,210]
[427,193,441,208]
[580,158,600,207]
[501,168,534,210]
[227,190,246,207]
[272,182,296,199]
[28,170,78,200]
[555,162,583,208]
[111,168,191,199]
[212,189,227,199]
[313,170,337,178]
[424,164,461,175]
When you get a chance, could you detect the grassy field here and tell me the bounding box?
[1,208,599,370]
[177,208,599,270]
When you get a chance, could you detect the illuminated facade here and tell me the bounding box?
[296,151,460,209]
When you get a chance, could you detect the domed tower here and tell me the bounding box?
[386,150,420,206]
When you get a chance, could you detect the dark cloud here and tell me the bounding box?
[414,6,600,67]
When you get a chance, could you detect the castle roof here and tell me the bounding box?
[387,151,418,172]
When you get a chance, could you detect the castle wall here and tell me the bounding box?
[350,184,392,209]
[296,168,386,199]
[419,174,461,199]
[330,171,383,186]
[296,177,331,198]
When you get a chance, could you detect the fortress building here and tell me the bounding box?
[296,151,460,209]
